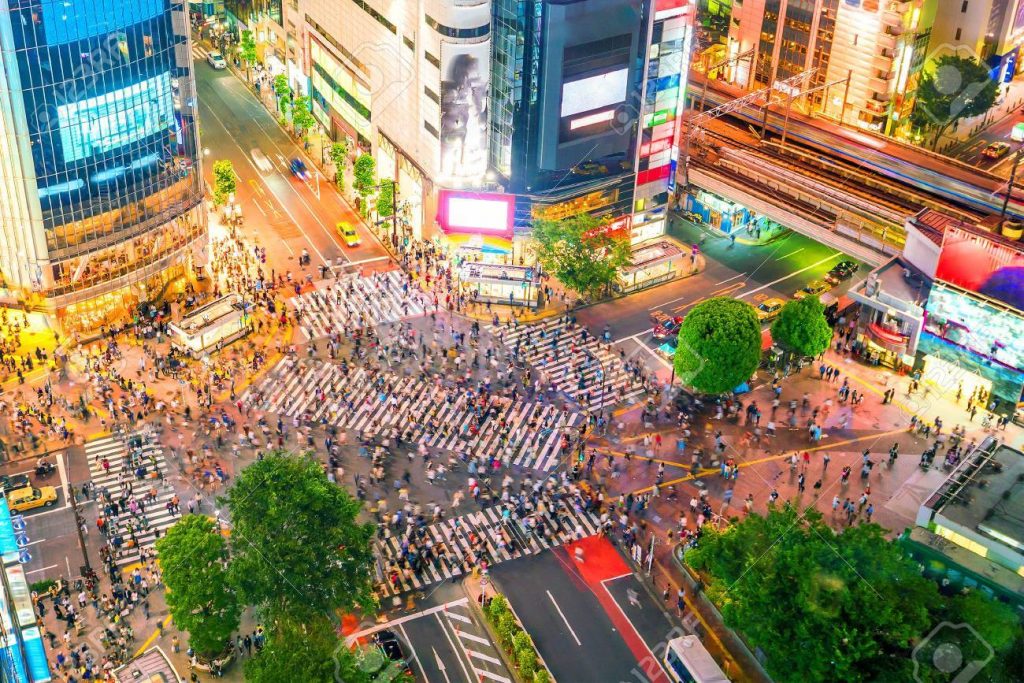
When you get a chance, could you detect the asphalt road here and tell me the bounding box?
[952,110,1023,176]
[577,214,865,360]
[350,581,513,683]
[194,56,388,271]
[489,547,675,683]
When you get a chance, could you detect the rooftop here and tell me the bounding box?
[909,208,1024,254]
[926,440,1024,552]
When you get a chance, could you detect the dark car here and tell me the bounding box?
[372,630,413,675]
[652,316,685,341]
[289,158,310,180]
[0,474,31,495]
[826,260,860,284]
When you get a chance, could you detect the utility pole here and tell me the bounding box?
[1000,150,1022,219]
[68,482,92,575]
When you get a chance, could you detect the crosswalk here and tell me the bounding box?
[244,358,583,472]
[374,503,600,597]
[491,318,647,411]
[292,270,436,340]
[85,435,179,568]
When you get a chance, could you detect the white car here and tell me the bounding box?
[207,51,227,69]
[250,148,272,173]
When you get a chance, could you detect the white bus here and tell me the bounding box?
[664,636,730,683]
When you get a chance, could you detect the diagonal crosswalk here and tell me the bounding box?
[490,318,647,411]
[374,503,600,597]
[244,358,583,472]
[85,435,181,568]
[292,270,436,340]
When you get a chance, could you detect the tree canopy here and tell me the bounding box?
[530,214,631,298]
[353,154,377,198]
[155,515,239,657]
[291,96,316,135]
[240,31,257,68]
[684,505,1023,682]
[916,55,998,149]
[770,295,832,358]
[674,297,761,393]
[377,178,395,218]
[223,452,377,620]
[211,160,237,207]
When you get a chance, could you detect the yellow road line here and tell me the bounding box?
[86,431,112,441]
[630,426,907,494]
[134,615,174,658]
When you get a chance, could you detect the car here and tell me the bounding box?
[0,474,30,495]
[289,158,310,180]
[206,50,227,69]
[755,297,787,322]
[983,141,1012,159]
[337,221,361,247]
[825,260,860,283]
[7,486,57,513]
[250,148,272,173]
[652,316,685,341]
[371,630,413,676]
[794,279,833,300]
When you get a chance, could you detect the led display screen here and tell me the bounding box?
[438,190,514,239]
[57,72,175,163]
[41,0,166,45]
[560,68,629,118]
[935,226,1024,312]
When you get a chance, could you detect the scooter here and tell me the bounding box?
[35,461,56,478]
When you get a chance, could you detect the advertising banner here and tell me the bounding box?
[935,226,1024,312]
[439,41,490,182]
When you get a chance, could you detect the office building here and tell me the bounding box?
[928,0,1024,84]
[709,0,932,136]
[0,0,206,335]
[298,0,690,248]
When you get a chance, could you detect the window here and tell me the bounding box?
[424,86,439,103]
[424,15,489,39]
[424,51,440,68]
[955,28,962,40]
[424,120,439,137]
[961,1,968,12]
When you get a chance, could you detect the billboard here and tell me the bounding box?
[41,0,165,45]
[561,68,629,118]
[57,72,175,163]
[439,42,490,182]
[437,190,514,240]
[935,226,1024,312]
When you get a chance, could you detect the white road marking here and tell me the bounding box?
[468,650,502,665]
[546,590,582,646]
[456,631,490,646]
[715,273,746,285]
[776,247,804,260]
[25,564,59,575]
[346,597,470,641]
[434,612,474,683]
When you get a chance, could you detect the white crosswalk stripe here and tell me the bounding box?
[374,503,600,597]
[85,435,181,569]
[192,45,209,61]
[490,319,647,411]
[291,270,436,340]
[244,358,584,472]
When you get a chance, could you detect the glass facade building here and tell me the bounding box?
[0,0,205,334]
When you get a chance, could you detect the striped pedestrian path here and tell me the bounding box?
[243,358,583,472]
[292,270,436,340]
[375,502,600,597]
[490,318,646,411]
[85,435,180,568]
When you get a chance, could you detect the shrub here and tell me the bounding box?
[30,579,55,594]
[488,595,509,621]
[533,671,551,683]
[512,630,532,653]
[517,649,537,678]
[496,618,516,649]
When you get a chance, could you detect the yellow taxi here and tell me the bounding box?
[7,486,58,513]
[337,222,361,247]
[755,297,787,323]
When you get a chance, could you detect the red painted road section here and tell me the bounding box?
[561,536,672,683]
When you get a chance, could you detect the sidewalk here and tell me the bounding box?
[938,76,1024,154]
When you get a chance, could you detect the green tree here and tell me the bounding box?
[211,159,237,207]
[155,516,239,657]
[328,140,350,189]
[223,452,376,619]
[530,214,631,298]
[770,295,832,358]
[291,96,316,135]
[685,505,944,683]
[240,31,257,80]
[674,297,761,393]
[273,74,292,115]
[353,153,376,199]
[915,55,999,150]
[377,178,395,218]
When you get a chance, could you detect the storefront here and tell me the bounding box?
[617,241,684,293]
[376,133,427,240]
[685,189,752,234]
[459,263,539,308]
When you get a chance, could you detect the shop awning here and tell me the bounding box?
[867,322,909,353]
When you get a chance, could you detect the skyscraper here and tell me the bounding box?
[0,0,206,335]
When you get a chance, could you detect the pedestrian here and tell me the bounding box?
[627,588,641,608]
